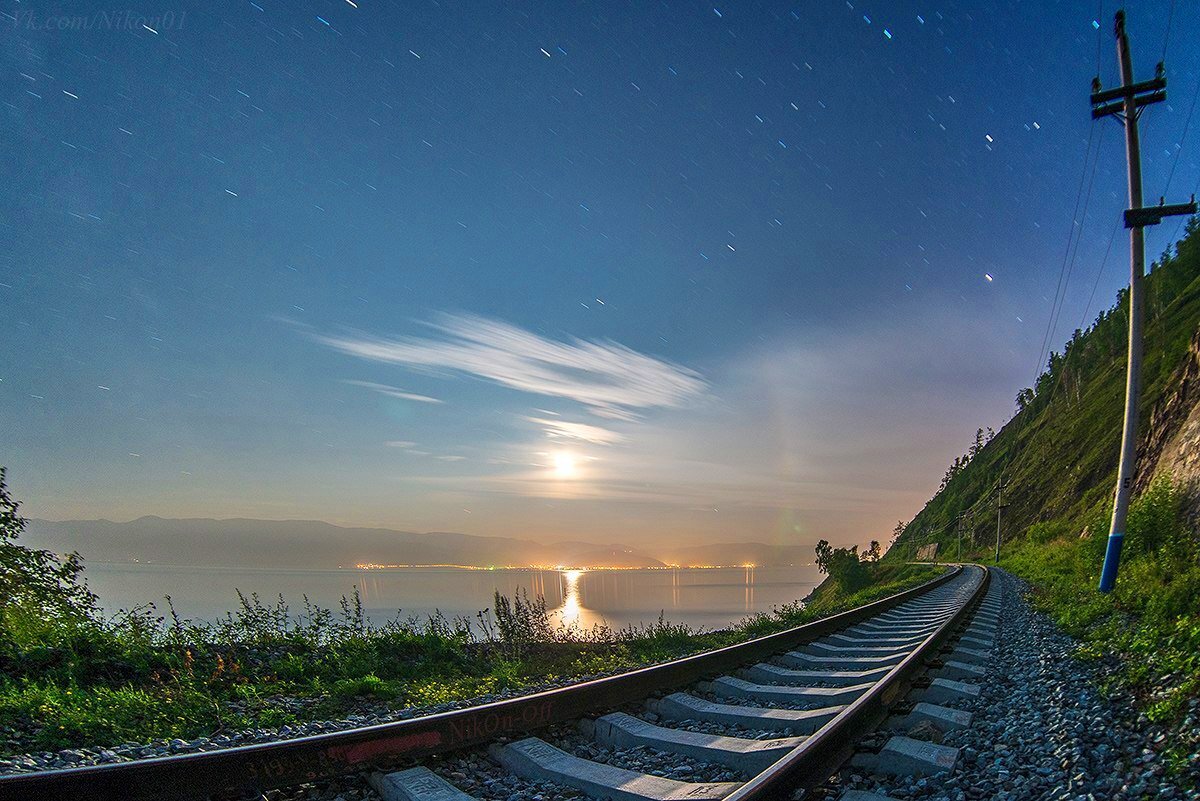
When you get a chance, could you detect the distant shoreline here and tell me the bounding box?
[84,561,809,572]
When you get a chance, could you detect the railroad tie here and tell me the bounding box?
[798,640,913,658]
[777,650,907,670]
[648,692,844,734]
[369,767,478,801]
[849,736,960,777]
[828,632,928,648]
[583,712,804,774]
[847,621,938,636]
[888,701,973,732]
[931,659,987,682]
[704,676,873,707]
[947,645,990,666]
[917,677,981,706]
[740,662,892,687]
[490,737,741,801]
[957,632,994,648]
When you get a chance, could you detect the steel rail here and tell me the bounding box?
[727,564,991,801]
[0,566,964,801]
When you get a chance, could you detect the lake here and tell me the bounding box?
[83,564,823,632]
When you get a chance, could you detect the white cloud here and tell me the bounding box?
[527,416,627,445]
[318,314,706,417]
[587,405,643,422]
[385,440,417,448]
[343,380,443,404]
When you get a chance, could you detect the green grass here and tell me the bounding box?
[0,562,941,755]
[999,503,1200,768]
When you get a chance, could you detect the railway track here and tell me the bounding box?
[0,565,996,801]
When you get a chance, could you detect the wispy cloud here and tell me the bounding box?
[527,416,626,445]
[385,440,417,448]
[318,314,706,418]
[343,380,443,404]
[587,406,643,422]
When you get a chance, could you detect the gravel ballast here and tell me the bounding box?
[820,569,1200,801]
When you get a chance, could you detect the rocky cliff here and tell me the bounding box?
[1136,323,1200,522]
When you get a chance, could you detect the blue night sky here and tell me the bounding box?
[2,1,1197,550]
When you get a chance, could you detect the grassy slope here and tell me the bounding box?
[0,562,939,754]
[889,218,1200,763]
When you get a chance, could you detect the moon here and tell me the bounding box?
[553,452,577,479]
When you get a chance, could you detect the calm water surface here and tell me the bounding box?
[85,564,822,631]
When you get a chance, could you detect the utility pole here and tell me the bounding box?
[1091,11,1196,593]
[995,477,1008,564]
[956,513,964,564]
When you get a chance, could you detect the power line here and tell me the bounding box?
[1078,217,1123,333]
[1031,122,1100,387]
[1161,0,1177,63]
[1036,215,1123,417]
[1167,175,1200,246]
[1162,73,1199,197]
[1044,122,1107,372]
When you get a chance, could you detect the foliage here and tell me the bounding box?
[1000,478,1200,763]
[813,539,874,592]
[0,468,97,626]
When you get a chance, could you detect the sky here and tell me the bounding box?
[2,0,1198,552]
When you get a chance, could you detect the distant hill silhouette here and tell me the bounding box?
[21,517,812,570]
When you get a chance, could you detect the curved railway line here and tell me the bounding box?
[0,565,1000,801]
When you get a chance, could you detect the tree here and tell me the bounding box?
[969,428,985,459]
[0,467,96,624]
[1015,387,1035,413]
[814,539,833,574]
[813,539,872,591]
[866,540,882,562]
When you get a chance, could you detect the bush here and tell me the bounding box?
[0,467,98,632]
[814,539,874,592]
[1126,476,1196,571]
[1026,520,1073,544]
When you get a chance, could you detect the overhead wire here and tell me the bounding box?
[1161,73,1198,198]
[1161,0,1177,64]
[1044,123,1107,371]
[1159,0,1200,257]
[1030,122,1100,388]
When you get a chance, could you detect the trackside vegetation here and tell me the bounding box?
[0,468,938,754]
[890,217,1200,765]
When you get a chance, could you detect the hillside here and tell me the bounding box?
[893,217,1200,557]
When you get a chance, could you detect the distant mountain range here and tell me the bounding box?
[21,517,815,570]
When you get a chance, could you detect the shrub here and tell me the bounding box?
[1026,520,1073,544]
